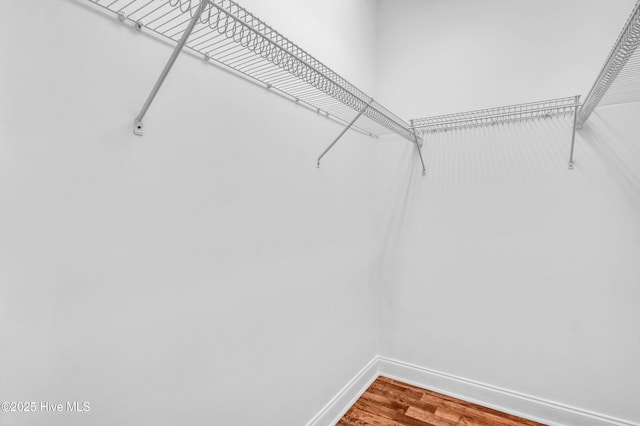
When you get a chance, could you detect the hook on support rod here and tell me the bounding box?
[316,99,373,168]
[133,0,208,136]
[410,120,427,176]
[568,95,580,170]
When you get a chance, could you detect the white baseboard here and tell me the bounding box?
[304,357,379,426]
[305,356,639,426]
[377,357,640,426]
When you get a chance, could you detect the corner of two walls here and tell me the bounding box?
[372,107,640,424]
[2,1,638,425]
[371,0,640,423]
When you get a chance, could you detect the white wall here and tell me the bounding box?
[374,2,640,422]
[373,102,640,423]
[0,1,380,425]
[3,1,639,425]
[376,0,637,117]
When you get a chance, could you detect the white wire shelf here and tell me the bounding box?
[410,97,580,134]
[87,0,415,142]
[410,96,581,170]
[578,0,640,126]
[599,46,640,107]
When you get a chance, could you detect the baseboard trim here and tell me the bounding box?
[377,357,639,426]
[304,357,379,426]
[305,356,639,426]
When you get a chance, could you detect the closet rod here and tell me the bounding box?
[577,0,640,127]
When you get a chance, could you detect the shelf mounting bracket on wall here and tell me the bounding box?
[133,0,208,136]
[317,99,373,168]
[410,120,427,176]
[567,95,581,170]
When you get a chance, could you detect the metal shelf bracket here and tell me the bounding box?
[133,0,208,136]
[410,120,426,176]
[568,95,581,170]
[316,99,373,168]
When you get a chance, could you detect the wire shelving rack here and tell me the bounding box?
[87,0,416,148]
[410,96,581,169]
[599,47,640,107]
[411,97,580,133]
[578,0,640,126]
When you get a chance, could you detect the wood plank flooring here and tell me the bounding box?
[337,376,546,426]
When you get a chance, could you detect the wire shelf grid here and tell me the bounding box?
[578,0,640,125]
[89,0,414,142]
[599,34,640,107]
[411,97,580,134]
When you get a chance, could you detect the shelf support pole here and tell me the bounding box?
[133,0,208,136]
[410,120,427,176]
[568,95,580,170]
[317,100,373,168]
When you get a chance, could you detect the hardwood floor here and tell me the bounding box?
[337,376,546,426]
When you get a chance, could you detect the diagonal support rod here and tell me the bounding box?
[568,95,580,170]
[133,0,208,136]
[317,100,373,167]
[410,120,427,176]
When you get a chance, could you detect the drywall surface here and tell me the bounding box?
[0,2,380,425]
[376,0,638,118]
[373,101,640,423]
